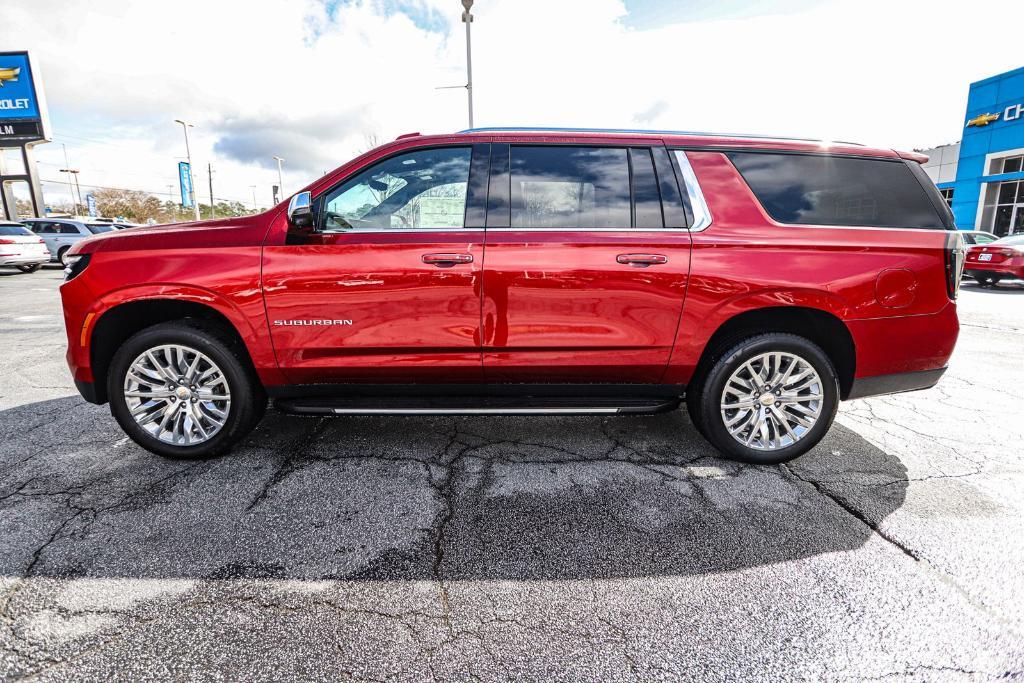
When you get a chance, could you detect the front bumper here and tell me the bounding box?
[847,367,946,400]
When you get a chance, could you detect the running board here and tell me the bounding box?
[273,396,679,416]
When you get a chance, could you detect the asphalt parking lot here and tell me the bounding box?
[1,267,1022,682]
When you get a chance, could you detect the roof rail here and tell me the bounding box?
[456,126,863,146]
[395,131,421,140]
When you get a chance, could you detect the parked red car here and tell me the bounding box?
[59,128,964,464]
[963,234,1024,286]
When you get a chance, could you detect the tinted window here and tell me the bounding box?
[728,152,946,229]
[0,224,32,236]
[973,233,997,244]
[322,147,471,231]
[56,223,82,234]
[86,223,115,234]
[510,146,631,229]
[630,148,663,229]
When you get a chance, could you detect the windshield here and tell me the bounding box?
[0,224,32,236]
[86,223,116,234]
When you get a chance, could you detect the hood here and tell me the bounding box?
[68,213,274,256]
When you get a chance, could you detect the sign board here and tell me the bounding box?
[86,192,97,217]
[178,162,193,208]
[0,51,50,145]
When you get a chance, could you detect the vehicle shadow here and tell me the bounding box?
[0,396,907,582]
[961,280,1024,293]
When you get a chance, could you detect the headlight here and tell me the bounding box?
[63,253,91,281]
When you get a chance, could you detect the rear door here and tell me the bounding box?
[262,144,488,385]
[481,143,692,383]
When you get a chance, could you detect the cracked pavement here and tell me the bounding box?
[1,267,1023,681]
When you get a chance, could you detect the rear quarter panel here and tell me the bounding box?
[664,150,957,384]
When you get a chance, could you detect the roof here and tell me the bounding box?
[440,127,907,161]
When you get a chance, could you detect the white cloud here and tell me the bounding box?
[2,0,1023,211]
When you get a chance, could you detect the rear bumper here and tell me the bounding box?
[847,367,946,400]
[0,253,49,266]
[964,265,1024,279]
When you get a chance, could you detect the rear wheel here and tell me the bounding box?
[973,274,1002,287]
[57,247,71,266]
[687,333,839,464]
[107,321,265,458]
[15,264,41,273]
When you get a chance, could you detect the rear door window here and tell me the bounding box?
[510,146,631,229]
[727,152,946,229]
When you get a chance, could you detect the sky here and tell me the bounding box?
[2,0,1024,212]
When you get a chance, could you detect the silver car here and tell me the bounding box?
[20,218,117,265]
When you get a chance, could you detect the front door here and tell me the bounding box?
[262,144,487,385]
[481,143,692,384]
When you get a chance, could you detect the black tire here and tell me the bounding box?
[107,321,265,459]
[973,274,1001,287]
[687,333,839,465]
[57,247,71,266]
[16,264,41,273]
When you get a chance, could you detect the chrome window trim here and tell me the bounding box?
[672,150,713,232]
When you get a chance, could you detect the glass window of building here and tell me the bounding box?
[939,187,954,208]
[981,179,1024,237]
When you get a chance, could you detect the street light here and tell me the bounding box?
[462,0,474,128]
[174,119,201,221]
[58,167,82,215]
[272,156,285,201]
[250,185,258,213]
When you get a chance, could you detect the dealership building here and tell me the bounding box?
[920,65,1024,236]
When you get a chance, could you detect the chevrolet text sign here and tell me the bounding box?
[0,51,49,144]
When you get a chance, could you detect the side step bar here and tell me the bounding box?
[273,397,680,417]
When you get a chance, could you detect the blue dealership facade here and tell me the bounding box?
[922,66,1024,236]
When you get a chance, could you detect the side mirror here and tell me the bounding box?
[287,191,314,228]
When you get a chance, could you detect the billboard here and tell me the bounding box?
[0,51,50,145]
[178,162,194,208]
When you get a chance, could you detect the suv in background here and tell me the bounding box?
[21,218,117,265]
[58,128,964,464]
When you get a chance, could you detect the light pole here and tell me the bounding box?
[272,156,285,199]
[59,168,82,215]
[174,119,201,221]
[462,0,474,128]
[61,144,79,213]
[250,185,258,213]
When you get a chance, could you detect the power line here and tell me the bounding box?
[39,178,262,207]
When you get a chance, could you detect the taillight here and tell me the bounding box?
[945,232,966,299]
[0,238,15,245]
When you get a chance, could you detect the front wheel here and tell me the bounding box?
[687,333,839,464]
[107,321,265,458]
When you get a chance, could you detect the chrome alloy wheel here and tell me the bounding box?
[719,351,824,451]
[123,344,231,446]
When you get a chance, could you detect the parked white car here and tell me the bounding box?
[0,222,50,273]
[20,218,117,265]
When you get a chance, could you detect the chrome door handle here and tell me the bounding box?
[422,252,473,267]
[616,253,668,267]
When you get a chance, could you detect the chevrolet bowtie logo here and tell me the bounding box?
[966,112,1000,127]
[0,67,20,87]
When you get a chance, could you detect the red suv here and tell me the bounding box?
[59,129,964,464]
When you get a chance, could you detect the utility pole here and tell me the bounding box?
[174,119,201,221]
[207,163,215,219]
[462,0,474,128]
[250,185,258,213]
[272,156,285,197]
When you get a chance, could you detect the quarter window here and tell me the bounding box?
[510,146,631,229]
[728,152,946,229]
[322,147,472,231]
